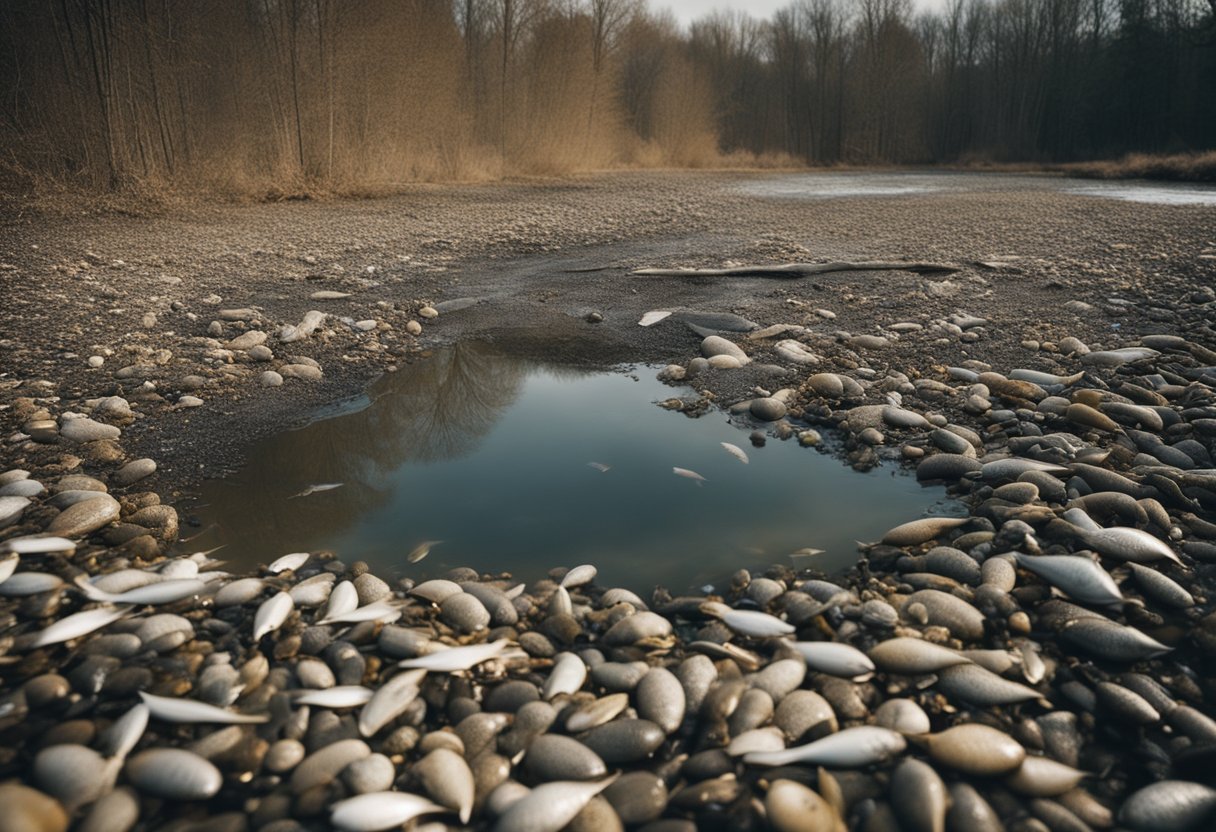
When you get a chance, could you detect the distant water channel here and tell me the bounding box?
[197,343,957,592]
[737,171,1216,206]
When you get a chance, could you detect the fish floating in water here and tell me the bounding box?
[288,483,344,499]
[673,467,707,485]
[408,540,443,564]
[720,442,749,464]
[587,462,611,473]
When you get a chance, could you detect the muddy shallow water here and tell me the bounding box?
[197,342,957,591]
[736,170,1216,205]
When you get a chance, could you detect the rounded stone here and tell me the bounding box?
[112,459,156,487]
[750,397,787,421]
[342,753,396,794]
[46,494,121,537]
[603,771,668,824]
[125,748,223,800]
[524,735,607,782]
[259,371,284,387]
[265,739,306,773]
[580,719,666,764]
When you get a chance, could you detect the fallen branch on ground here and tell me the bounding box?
[630,261,959,278]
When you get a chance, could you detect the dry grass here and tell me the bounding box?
[1063,152,1216,183]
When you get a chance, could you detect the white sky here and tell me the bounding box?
[657,0,948,27]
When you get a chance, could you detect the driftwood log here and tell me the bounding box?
[630,261,959,278]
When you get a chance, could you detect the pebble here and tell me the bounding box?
[60,417,121,443]
[45,493,121,537]
[112,458,156,486]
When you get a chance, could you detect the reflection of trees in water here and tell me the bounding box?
[201,342,529,565]
[364,341,529,465]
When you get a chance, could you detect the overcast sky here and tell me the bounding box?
[656,0,947,27]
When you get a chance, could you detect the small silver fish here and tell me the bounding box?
[289,482,344,499]
[408,540,443,564]
[673,467,707,485]
[720,442,749,464]
[587,462,611,473]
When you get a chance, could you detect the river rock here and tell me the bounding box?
[46,494,121,537]
[112,459,156,487]
[226,330,267,351]
[750,397,787,421]
[60,417,121,443]
[701,336,749,364]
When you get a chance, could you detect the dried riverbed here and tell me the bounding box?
[1,171,1216,831]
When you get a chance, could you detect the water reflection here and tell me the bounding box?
[200,342,531,559]
[736,171,1216,206]
[198,344,954,592]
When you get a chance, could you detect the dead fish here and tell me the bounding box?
[720,442,750,464]
[543,652,587,699]
[789,642,876,680]
[1118,780,1216,831]
[1059,615,1172,661]
[294,686,375,709]
[790,547,826,558]
[289,482,344,499]
[936,664,1042,706]
[920,724,1025,775]
[1009,368,1085,386]
[638,310,673,327]
[700,601,795,638]
[673,467,707,485]
[868,637,970,675]
[331,791,447,831]
[1012,553,1123,606]
[0,536,76,555]
[396,639,522,672]
[587,462,611,473]
[560,564,597,589]
[408,540,443,564]
[359,669,426,737]
[139,691,268,724]
[252,591,293,640]
[102,703,149,760]
[267,552,310,573]
[74,575,207,605]
[745,726,907,768]
[881,516,970,546]
[1126,562,1194,608]
[28,604,133,648]
[323,581,360,620]
[318,600,403,626]
[494,776,620,832]
[1080,526,1181,564]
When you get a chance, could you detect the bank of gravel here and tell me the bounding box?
[2,172,1216,830]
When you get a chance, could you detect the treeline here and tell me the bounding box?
[704,0,1216,165]
[1,0,1213,194]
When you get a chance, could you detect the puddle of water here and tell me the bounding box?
[196,343,956,593]
[737,173,951,200]
[736,171,1216,206]
[1064,182,1216,206]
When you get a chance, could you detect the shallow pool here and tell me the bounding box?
[736,171,1216,206]
[196,343,957,592]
